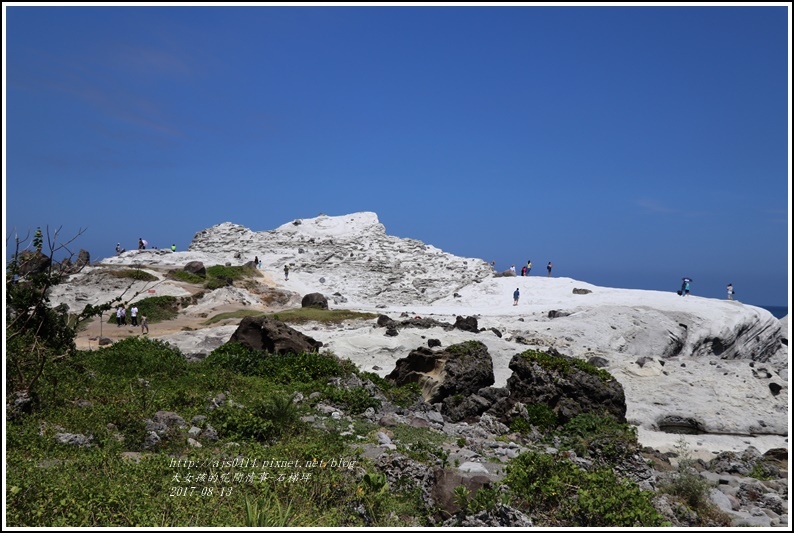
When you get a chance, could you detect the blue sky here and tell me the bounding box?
[3,4,791,307]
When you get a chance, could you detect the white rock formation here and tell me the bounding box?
[48,212,789,459]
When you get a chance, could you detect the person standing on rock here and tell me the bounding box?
[510,264,516,275]
[130,305,139,326]
[526,260,532,275]
[284,264,290,281]
[547,261,553,277]
[254,256,259,269]
[727,283,734,301]
[171,244,176,252]
[138,238,145,250]
[513,288,520,306]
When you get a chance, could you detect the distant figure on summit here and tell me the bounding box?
[513,288,520,306]
[115,243,122,255]
[138,238,145,250]
[547,262,553,277]
[509,264,516,275]
[727,283,734,301]
[171,244,176,252]
[526,260,532,275]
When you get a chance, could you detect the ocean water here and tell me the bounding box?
[760,306,788,320]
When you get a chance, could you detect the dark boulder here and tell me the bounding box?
[16,250,51,276]
[227,316,322,355]
[386,341,494,404]
[377,315,398,328]
[453,315,479,333]
[184,261,206,277]
[301,292,328,310]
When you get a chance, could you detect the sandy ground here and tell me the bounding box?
[75,310,227,351]
[74,271,280,351]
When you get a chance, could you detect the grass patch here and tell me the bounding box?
[107,269,158,282]
[266,308,378,325]
[206,265,258,281]
[520,349,614,382]
[203,310,265,325]
[167,270,205,284]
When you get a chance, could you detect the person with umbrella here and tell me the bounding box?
[681,277,692,297]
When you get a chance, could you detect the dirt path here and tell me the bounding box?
[75,269,281,351]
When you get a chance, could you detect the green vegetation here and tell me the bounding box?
[168,270,205,284]
[504,452,667,527]
[203,310,265,325]
[107,269,159,282]
[5,231,743,528]
[108,296,180,324]
[206,264,258,281]
[657,438,732,526]
[5,337,428,526]
[520,349,614,382]
[266,307,379,325]
[550,412,640,464]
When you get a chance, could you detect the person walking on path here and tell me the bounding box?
[120,306,127,326]
[526,260,532,275]
[547,262,553,277]
[727,283,734,301]
[116,306,123,327]
[284,264,290,281]
[513,288,520,306]
[141,315,149,334]
[130,305,139,326]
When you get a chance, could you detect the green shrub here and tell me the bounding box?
[322,386,381,414]
[525,403,559,430]
[658,438,713,510]
[204,277,231,290]
[552,412,639,463]
[87,337,188,379]
[206,264,257,280]
[505,451,665,527]
[168,270,205,283]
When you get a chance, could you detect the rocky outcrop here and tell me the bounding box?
[183,261,206,277]
[386,341,495,404]
[301,292,328,310]
[188,213,494,306]
[227,316,322,355]
[15,250,51,276]
[492,348,627,425]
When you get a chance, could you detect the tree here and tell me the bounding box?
[32,227,43,252]
[5,226,160,414]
